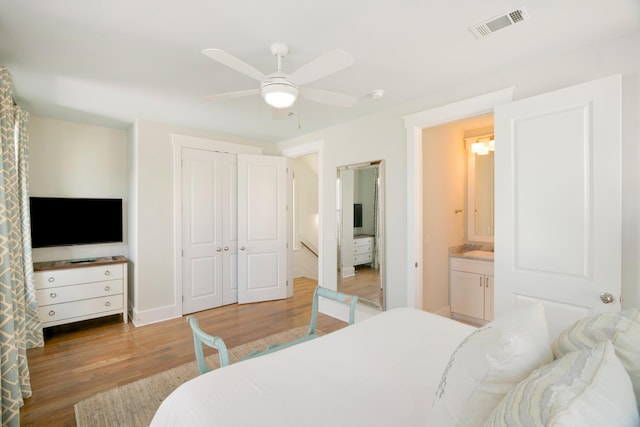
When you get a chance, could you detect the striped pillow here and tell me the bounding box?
[552,308,640,408]
[486,340,639,427]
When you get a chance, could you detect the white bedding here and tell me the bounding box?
[150,307,475,427]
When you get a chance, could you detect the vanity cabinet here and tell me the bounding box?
[34,256,128,327]
[353,235,374,266]
[450,257,493,324]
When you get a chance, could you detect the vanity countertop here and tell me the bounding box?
[449,244,494,262]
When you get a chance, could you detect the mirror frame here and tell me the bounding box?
[336,160,385,310]
[465,138,494,243]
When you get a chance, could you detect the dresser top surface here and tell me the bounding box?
[34,256,128,271]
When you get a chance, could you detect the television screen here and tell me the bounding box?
[354,203,363,228]
[29,197,123,248]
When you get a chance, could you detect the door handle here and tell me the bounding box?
[240,246,245,251]
[600,292,615,304]
[224,246,229,251]
[216,247,222,252]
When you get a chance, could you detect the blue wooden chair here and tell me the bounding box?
[243,286,359,360]
[187,316,230,375]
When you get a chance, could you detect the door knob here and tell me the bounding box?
[216,247,222,252]
[240,246,245,251]
[600,292,615,304]
[224,246,229,251]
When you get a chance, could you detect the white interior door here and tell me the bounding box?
[494,75,621,340]
[222,153,239,305]
[182,148,224,313]
[237,154,288,303]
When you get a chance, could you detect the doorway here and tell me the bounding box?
[421,114,494,315]
[292,153,320,280]
[280,140,324,292]
[403,88,514,309]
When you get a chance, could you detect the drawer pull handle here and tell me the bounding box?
[104,270,111,276]
[48,310,55,317]
[104,286,110,291]
[105,301,111,307]
[50,292,57,298]
[48,276,55,282]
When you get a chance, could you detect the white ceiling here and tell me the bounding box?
[1,0,638,143]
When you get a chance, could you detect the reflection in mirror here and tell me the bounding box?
[337,161,384,309]
[466,134,494,242]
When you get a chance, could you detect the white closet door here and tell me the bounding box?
[222,153,239,305]
[237,154,288,304]
[494,75,621,340]
[182,148,224,313]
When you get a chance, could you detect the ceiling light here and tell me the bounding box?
[370,89,385,100]
[261,80,298,109]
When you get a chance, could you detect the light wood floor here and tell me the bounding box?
[21,277,345,427]
[338,265,382,306]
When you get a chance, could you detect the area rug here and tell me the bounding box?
[74,326,314,427]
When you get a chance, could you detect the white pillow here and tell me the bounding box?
[486,340,640,427]
[552,308,640,408]
[429,302,552,427]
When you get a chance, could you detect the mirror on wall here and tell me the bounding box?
[336,160,384,309]
[465,135,494,242]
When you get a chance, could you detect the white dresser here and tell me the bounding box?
[353,235,374,266]
[34,256,128,327]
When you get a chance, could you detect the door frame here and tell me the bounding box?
[403,88,514,309]
[172,134,261,313]
[280,140,325,298]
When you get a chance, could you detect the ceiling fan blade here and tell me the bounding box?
[202,48,266,82]
[300,88,358,108]
[289,49,354,86]
[204,88,260,101]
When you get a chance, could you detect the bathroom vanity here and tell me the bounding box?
[449,246,494,325]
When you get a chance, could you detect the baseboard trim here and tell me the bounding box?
[433,305,452,318]
[130,302,181,327]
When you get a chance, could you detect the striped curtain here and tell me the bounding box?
[0,66,44,426]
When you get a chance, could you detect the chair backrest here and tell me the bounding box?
[187,316,230,375]
[307,286,359,335]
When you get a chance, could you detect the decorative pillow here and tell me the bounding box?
[552,308,640,408]
[428,302,553,427]
[486,340,640,427]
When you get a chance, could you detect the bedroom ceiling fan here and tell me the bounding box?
[202,43,358,109]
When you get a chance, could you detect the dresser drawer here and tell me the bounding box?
[353,245,372,255]
[354,252,373,264]
[38,295,123,324]
[36,279,123,306]
[353,236,373,247]
[34,264,123,289]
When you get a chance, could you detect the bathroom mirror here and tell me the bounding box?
[466,137,494,242]
[336,160,384,309]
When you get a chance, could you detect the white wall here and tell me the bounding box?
[28,116,129,262]
[278,31,640,311]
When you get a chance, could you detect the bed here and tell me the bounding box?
[151,306,640,427]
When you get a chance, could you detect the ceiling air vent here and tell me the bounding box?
[470,8,529,39]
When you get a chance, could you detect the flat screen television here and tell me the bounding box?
[29,197,123,248]
[354,203,363,228]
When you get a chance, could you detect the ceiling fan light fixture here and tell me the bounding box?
[261,81,299,109]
